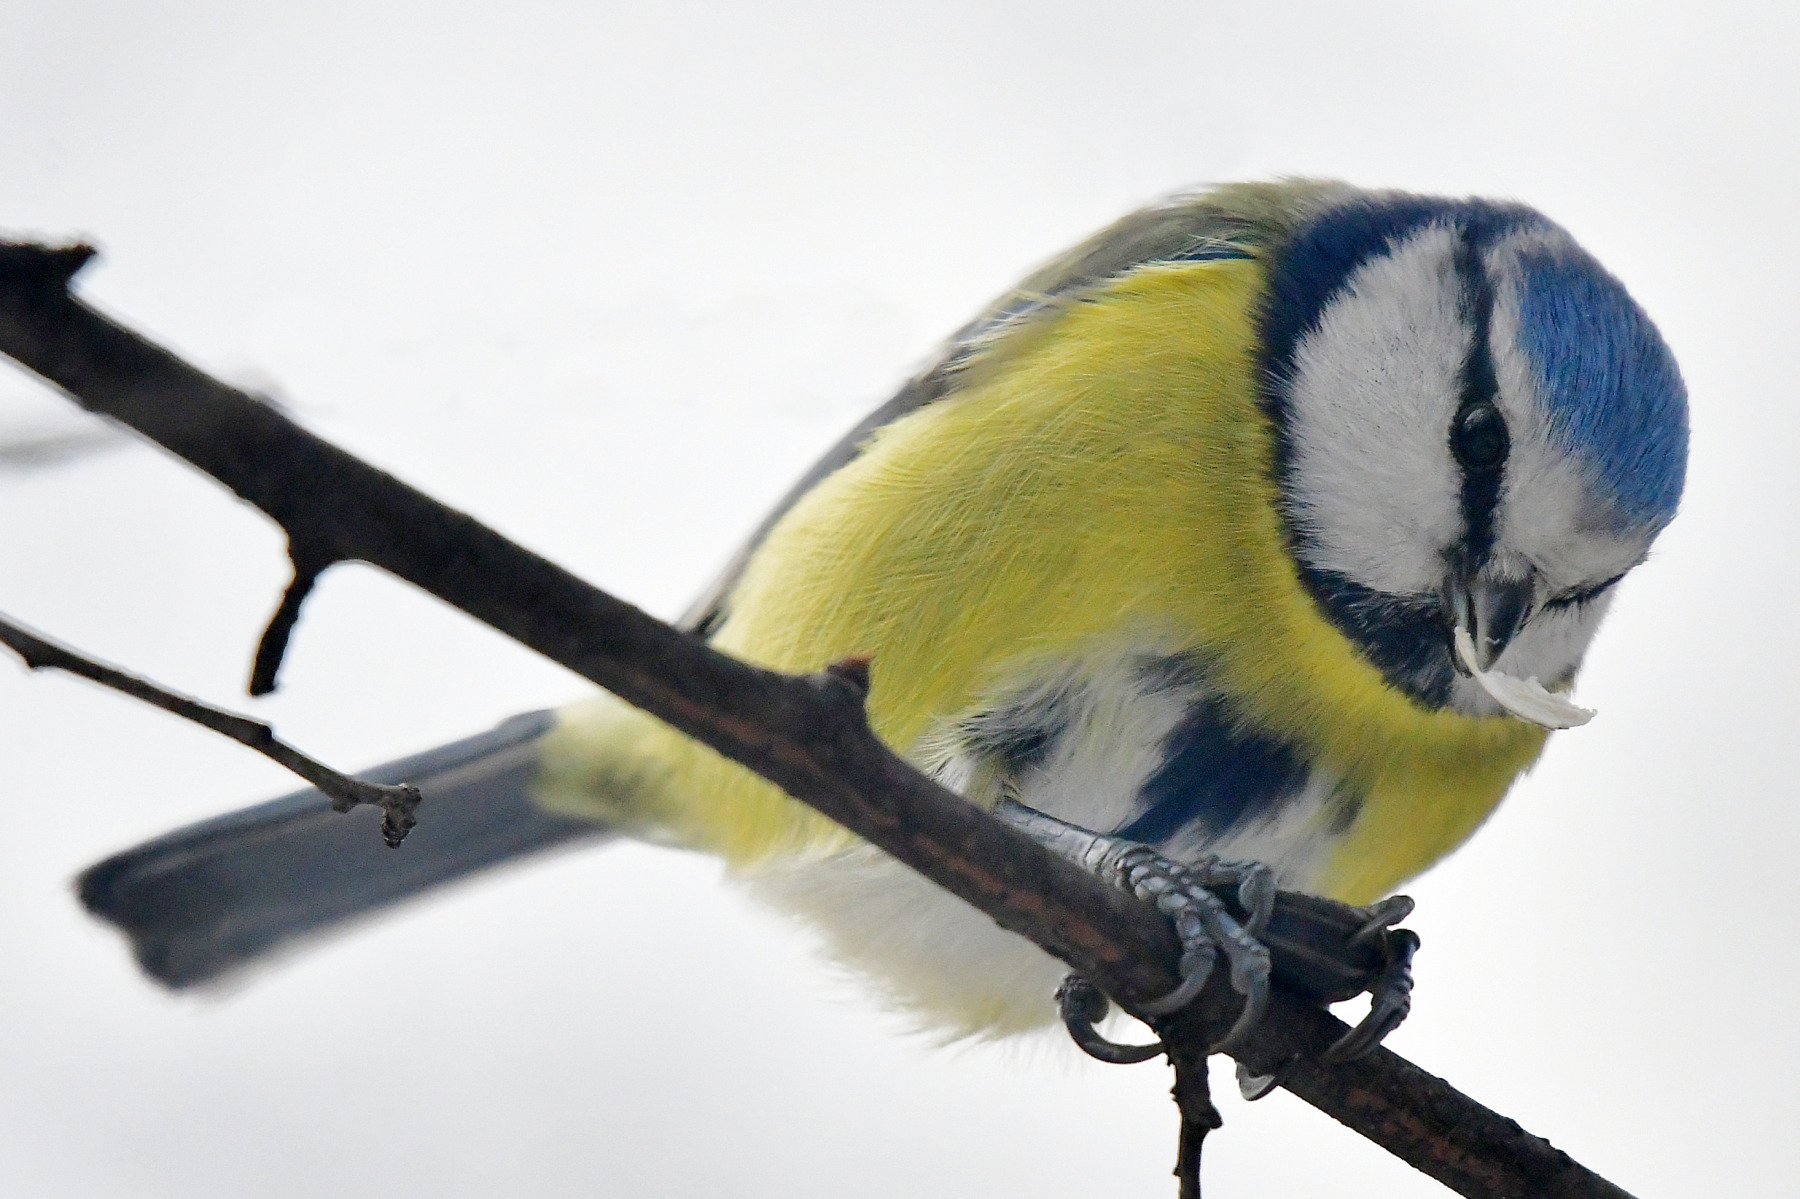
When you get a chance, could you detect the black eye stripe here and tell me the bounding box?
[1542,572,1626,611]
[1451,235,1506,567]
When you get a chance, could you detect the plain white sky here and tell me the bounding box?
[0,1,1795,1195]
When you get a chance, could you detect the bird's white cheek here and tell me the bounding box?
[1281,224,1467,593]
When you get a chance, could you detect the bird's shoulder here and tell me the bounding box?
[681,179,1358,635]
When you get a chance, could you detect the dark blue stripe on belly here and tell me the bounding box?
[1115,694,1311,844]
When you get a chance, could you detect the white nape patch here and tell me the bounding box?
[1282,223,1469,592]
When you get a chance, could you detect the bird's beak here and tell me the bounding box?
[1444,571,1539,675]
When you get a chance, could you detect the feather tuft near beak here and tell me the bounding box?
[1451,627,1595,729]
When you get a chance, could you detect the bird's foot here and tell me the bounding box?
[994,800,1273,1054]
[1236,892,1420,1093]
[995,800,1420,1079]
[1322,898,1419,1063]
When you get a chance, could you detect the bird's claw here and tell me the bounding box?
[1235,1061,1282,1101]
[992,800,1274,1050]
[1056,973,1165,1064]
[1232,898,1418,1095]
[1325,925,1419,1062]
[1347,893,1415,948]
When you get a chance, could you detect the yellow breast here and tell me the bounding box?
[540,256,1546,903]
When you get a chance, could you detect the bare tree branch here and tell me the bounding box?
[0,611,422,846]
[0,239,1634,1199]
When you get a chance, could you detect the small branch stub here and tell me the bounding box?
[0,242,97,291]
[249,541,335,697]
[822,655,873,698]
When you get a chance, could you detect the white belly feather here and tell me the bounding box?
[738,641,1347,1038]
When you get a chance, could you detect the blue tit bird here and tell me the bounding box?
[79,179,1688,1041]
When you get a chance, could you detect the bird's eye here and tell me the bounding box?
[1451,401,1510,472]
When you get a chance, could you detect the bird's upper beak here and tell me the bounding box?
[1443,569,1539,675]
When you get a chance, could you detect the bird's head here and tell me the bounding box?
[1259,192,1688,717]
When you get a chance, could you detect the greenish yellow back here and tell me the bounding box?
[538,256,1545,904]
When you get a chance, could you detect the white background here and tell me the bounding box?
[1,2,1794,1195]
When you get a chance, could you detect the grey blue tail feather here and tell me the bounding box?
[78,710,610,989]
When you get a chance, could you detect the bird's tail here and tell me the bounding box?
[78,710,610,989]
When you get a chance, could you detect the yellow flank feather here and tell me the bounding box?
[535,256,1546,906]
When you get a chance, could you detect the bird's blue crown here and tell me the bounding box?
[1263,193,1688,532]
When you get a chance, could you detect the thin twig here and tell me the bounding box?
[1167,1039,1222,1198]
[0,239,1636,1199]
[0,612,421,846]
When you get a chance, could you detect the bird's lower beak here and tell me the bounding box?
[1444,572,1538,675]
